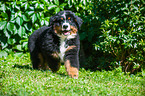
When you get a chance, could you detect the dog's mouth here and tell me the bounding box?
[62,30,71,36]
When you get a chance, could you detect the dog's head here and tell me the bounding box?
[49,10,83,38]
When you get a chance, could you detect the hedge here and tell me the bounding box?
[0,0,145,74]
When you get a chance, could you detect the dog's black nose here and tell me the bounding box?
[63,24,68,29]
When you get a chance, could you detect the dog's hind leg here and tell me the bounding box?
[45,54,61,72]
[47,58,61,72]
[37,53,49,70]
[30,50,49,70]
[48,61,61,72]
[30,51,40,69]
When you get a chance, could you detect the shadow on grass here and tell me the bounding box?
[13,64,33,70]
[56,72,67,77]
[13,64,67,77]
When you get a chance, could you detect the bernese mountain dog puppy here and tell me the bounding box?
[28,10,83,79]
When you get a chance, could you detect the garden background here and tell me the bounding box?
[0,0,145,95]
[0,0,145,74]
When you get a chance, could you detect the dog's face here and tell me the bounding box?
[50,10,82,38]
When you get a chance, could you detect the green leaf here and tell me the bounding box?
[15,5,20,10]
[18,26,26,37]
[27,11,35,16]
[35,3,39,8]
[4,30,10,39]
[23,41,28,47]
[15,45,22,51]
[82,0,86,5]
[2,12,8,19]
[0,51,8,58]
[7,22,14,32]
[0,4,6,12]
[8,38,16,45]
[39,12,44,18]
[29,6,35,10]
[25,3,29,10]
[1,37,8,49]
[141,68,145,77]
[48,4,57,10]
[40,4,44,9]
[45,20,49,26]
[10,14,15,21]
[0,21,7,30]
[13,25,18,35]
[23,42,28,50]
[40,19,45,26]
[34,23,39,28]
[55,7,60,13]
[60,3,67,8]
[14,52,23,57]
[22,14,29,21]
[16,17,23,26]
[24,23,32,31]
[54,0,59,5]
[17,11,22,17]
[32,1,37,4]
[37,13,41,20]
[31,13,37,23]
[7,39,12,45]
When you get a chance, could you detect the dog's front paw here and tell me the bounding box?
[67,67,78,79]
[65,60,79,79]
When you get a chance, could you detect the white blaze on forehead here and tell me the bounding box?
[61,12,66,19]
[61,11,70,31]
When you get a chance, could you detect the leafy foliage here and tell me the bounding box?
[0,0,145,73]
[93,0,145,73]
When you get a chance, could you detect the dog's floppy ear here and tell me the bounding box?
[73,15,83,30]
[49,15,57,25]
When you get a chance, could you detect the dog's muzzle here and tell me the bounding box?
[62,23,70,31]
[62,23,71,36]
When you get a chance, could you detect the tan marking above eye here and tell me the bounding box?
[68,17,71,20]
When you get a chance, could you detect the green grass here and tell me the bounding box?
[0,53,145,96]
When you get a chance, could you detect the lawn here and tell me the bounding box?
[0,53,145,96]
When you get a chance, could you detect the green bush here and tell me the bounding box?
[78,0,145,74]
[93,0,145,73]
[0,0,145,74]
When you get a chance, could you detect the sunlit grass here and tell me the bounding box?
[0,53,145,95]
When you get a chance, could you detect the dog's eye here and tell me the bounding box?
[68,17,71,20]
[61,18,63,20]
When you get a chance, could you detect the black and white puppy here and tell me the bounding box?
[28,10,83,78]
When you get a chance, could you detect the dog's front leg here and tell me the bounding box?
[64,46,79,79]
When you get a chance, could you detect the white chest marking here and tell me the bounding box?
[59,36,68,62]
[58,33,76,62]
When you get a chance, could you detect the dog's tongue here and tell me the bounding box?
[63,31,70,35]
